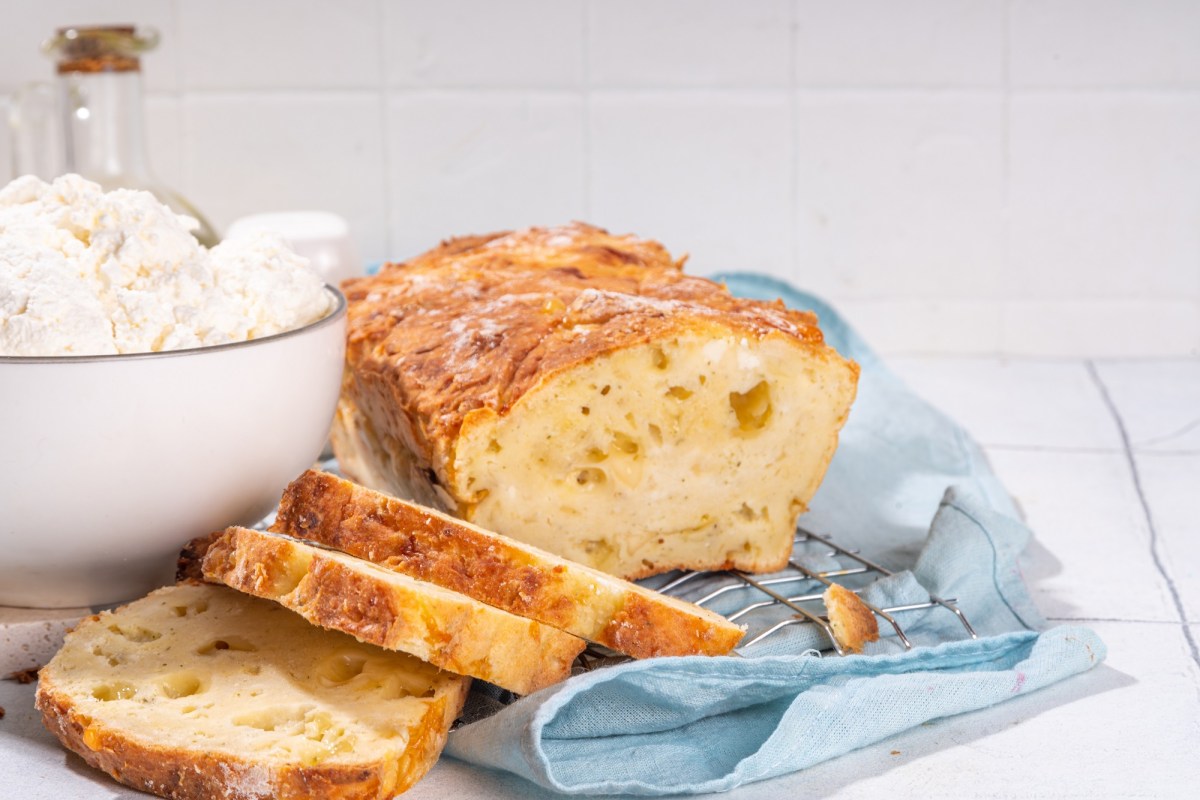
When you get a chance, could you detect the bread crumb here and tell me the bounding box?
[8,667,39,684]
[822,583,879,654]
[890,749,900,756]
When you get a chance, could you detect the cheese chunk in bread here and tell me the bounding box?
[36,583,470,800]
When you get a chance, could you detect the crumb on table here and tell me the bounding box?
[8,668,39,684]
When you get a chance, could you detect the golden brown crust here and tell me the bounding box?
[340,222,837,496]
[822,583,880,654]
[175,531,219,582]
[37,671,464,800]
[201,527,585,694]
[612,552,790,583]
[599,592,732,658]
[271,470,744,658]
[273,471,577,624]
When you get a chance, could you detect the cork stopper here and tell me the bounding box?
[45,26,159,74]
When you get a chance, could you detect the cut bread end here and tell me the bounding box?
[337,329,857,581]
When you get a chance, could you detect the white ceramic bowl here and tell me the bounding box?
[0,287,347,608]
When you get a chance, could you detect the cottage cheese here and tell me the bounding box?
[0,174,333,356]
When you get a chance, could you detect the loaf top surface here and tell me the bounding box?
[342,222,840,452]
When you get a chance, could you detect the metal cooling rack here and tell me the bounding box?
[577,526,977,670]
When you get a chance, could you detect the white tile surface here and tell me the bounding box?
[589,0,791,88]
[793,92,1005,300]
[884,357,1122,451]
[588,91,791,276]
[182,92,388,260]
[0,96,13,185]
[797,621,1200,799]
[0,607,88,675]
[5,0,1200,360]
[0,0,179,93]
[1010,0,1200,88]
[384,0,584,88]
[1001,300,1200,359]
[794,0,1005,87]
[985,448,1175,622]
[1094,360,1200,453]
[1136,453,1200,623]
[3,0,1200,360]
[833,298,1003,356]
[144,94,183,193]
[178,0,381,89]
[1008,93,1200,301]
[386,92,586,260]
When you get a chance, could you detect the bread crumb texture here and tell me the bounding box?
[35,582,470,800]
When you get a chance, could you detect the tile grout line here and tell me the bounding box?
[788,0,799,281]
[138,85,1200,96]
[982,442,1200,457]
[1044,617,1196,625]
[376,0,394,260]
[581,0,592,220]
[999,0,1012,350]
[1086,360,1200,667]
[982,443,1124,455]
[166,0,186,197]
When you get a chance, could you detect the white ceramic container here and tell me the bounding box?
[226,211,361,287]
[0,288,347,608]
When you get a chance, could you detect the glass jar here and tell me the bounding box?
[14,25,219,246]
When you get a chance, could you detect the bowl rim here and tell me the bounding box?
[0,284,347,364]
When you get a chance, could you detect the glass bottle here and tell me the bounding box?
[43,25,219,246]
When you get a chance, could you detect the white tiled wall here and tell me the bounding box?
[2,0,1198,357]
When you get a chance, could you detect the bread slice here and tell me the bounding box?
[822,583,880,654]
[35,582,471,800]
[271,470,744,658]
[336,222,859,580]
[198,526,585,695]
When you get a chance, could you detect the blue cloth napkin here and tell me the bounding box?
[443,273,1105,795]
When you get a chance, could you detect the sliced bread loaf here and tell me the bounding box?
[335,223,858,580]
[272,470,744,658]
[199,526,586,695]
[35,582,471,800]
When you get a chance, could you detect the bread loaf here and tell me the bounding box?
[199,526,586,694]
[272,470,744,658]
[335,223,859,579]
[35,582,471,800]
